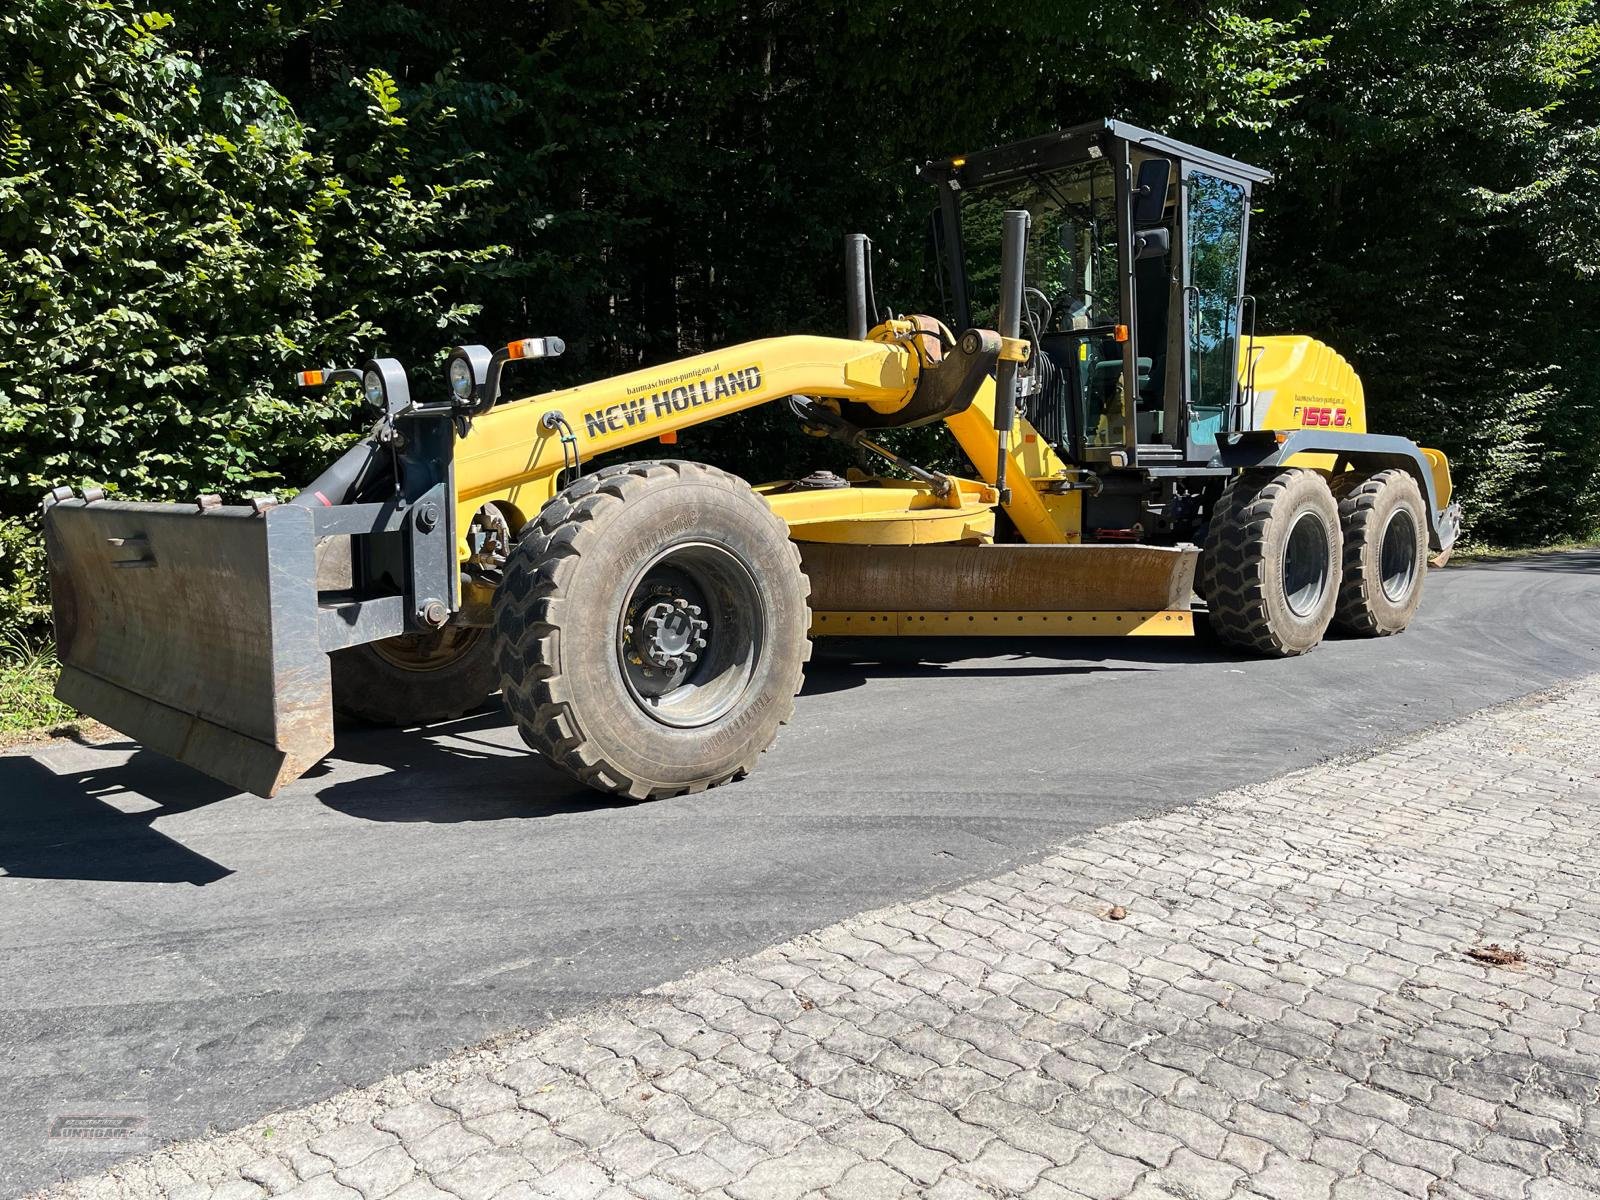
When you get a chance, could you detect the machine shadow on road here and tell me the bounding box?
[0,745,236,885]
[308,704,649,825]
[0,627,1263,875]
[801,630,1253,696]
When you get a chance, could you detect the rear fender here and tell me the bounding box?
[1217,431,1459,554]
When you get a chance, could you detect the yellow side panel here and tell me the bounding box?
[1243,335,1366,434]
[1421,447,1453,507]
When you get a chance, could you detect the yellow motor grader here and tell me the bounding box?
[43,120,1458,799]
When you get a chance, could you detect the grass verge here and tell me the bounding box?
[0,631,82,747]
[1450,536,1600,563]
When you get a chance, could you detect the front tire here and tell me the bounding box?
[1333,469,1428,636]
[331,626,498,725]
[493,460,810,799]
[1205,468,1342,656]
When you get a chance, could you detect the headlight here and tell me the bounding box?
[362,369,386,407]
[448,355,475,400]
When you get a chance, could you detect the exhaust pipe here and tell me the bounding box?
[844,233,873,340]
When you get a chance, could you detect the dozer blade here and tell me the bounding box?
[45,498,333,797]
[801,542,1198,636]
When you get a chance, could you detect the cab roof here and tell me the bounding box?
[919,119,1273,190]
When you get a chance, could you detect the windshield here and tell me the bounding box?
[957,158,1121,333]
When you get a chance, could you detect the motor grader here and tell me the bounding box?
[43,120,1458,800]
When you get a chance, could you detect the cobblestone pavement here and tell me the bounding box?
[38,676,1600,1200]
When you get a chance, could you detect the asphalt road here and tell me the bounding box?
[3,551,1597,1195]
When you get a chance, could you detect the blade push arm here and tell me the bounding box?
[453,334,919,536]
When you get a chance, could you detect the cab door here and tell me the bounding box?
[1181,170,1250,461]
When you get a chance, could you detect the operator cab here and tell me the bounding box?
[922,120,1271,471]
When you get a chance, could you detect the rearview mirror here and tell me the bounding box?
[1133,159,1171,226]
[1133,227,1170,261]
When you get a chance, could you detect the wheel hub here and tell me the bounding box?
[616,541,763,728]
[633,599,708,669]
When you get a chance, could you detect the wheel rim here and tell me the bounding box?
[1283,511,1330,617]
[1379,508,1419,602]
[371,625,484,672]
[616,541,763,728]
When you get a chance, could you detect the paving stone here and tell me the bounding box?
[1162,1147,1244,1200]
[306,1125,396,1171]
[825,1160,916,1200]
[1447,1156,1537,1200]
[239,1157,299,1194]
[275,1180,359,1200]
[333,1145,414,1200]
[431,1078,517,1121]
[881,1136,957,1186]
[431,1147,532,1200]
[406,1122,490,1175]
[1043,1143,1144,1200]
[724,1137,859,1200]
[371,1102,452,1145]
[952,1139,1052,1193]
[1253,1152,1338,1200]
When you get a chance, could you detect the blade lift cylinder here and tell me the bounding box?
[992,209,1030,503]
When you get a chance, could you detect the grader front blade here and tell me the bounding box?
[44,498,334,797]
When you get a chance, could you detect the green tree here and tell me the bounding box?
[1247,0,1600,542]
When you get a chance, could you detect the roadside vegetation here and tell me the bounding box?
[2,0,1597,733]
[1452,534,1600,562]
[0,631,75,742]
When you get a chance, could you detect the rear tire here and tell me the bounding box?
[331,626,498,725]
[1205,468,1342,656]
[493,460,810,800]
[1195,482,1240,603]
[1333,469,1428,636]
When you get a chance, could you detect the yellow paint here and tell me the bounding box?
[943,378,1079,544]
[1420,446,1453,507]
[1246,336,1453,504]
[1243,335,1367,434]
[451,334,918,555]
[761,478,997,545]
[810,610,1194,636]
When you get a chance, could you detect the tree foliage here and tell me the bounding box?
[1,0,1596,639]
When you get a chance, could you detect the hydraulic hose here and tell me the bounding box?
[290,435,386,508]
